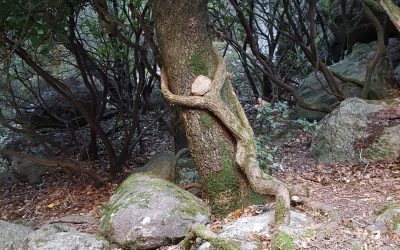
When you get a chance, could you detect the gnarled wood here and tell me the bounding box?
[154,0,256,217]
[161,51,290,227]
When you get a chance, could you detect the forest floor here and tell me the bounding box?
[273,131,400,249]
[0,108,399,249]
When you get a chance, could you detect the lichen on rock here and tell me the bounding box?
[311,97,400,163]
[100,173,210,249]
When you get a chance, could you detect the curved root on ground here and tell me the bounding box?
[161,50,290,227]
[180,225,242,250]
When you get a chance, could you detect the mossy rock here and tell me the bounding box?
[295,41,398,121]
[370,203,400,234]
[274,231,294,250]
[100,173,210,249]
[219,211,309,249]
[22,224,109,250]
[311,97,400,164]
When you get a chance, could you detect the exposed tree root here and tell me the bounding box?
[177,197,339,249]
[161,51,290,227]
[298,198,341,239]
[180,225,242,250]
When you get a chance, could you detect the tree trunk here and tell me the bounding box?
[362,1,385,99]
[153,0,262,217]
[379,0,400,32]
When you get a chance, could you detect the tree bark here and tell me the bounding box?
[7,40,120,176]
[379,0,400,32]
[153,0,262,217]
[362,1,385,98]
[153,1,291,228]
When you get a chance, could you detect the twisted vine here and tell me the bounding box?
[161,51,290,227]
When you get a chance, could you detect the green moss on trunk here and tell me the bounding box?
[154,0,262,219]
[203,142,240,217]
[275,197,289,226]
[189,53,209,76]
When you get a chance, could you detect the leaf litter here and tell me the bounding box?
[0,109,399,249]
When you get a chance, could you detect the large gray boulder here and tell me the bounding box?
[318,0,399,62]
[0,160,13,184]
[23,224,109,250]
[311,97,400,163]
[295,39,399,121]
[319,1,369,45]
[100,173,210,249]
[0,220,33,249]
[26,77,91,128]
[0,133,49,184]
[146,89,166,111]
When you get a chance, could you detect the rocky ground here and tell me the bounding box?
[274,131,400,249]
[0,106,399,249]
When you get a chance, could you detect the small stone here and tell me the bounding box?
[291,196,301,203]
[255,98,270,109]
[197,242,211,250]
[141,217,151,225]
[191,75,212,96]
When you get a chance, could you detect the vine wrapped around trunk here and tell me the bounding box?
[161,50,290,227]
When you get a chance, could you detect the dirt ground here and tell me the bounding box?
[0,110,399,249]
[275,131,400,249]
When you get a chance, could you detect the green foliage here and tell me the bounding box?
[256,139,284,174]
[295,118,317,133]
[353,243,362,250]
[277,48,313,79]
[255,102,289,173]
[255,102,317,174]
[256,102,290,132]
[1,0,73,49]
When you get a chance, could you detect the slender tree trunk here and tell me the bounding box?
[241,41,261,99]
[362,1,385,99]
[153,0,262,217]
[7,38,120,176]
[379,0,400,32]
